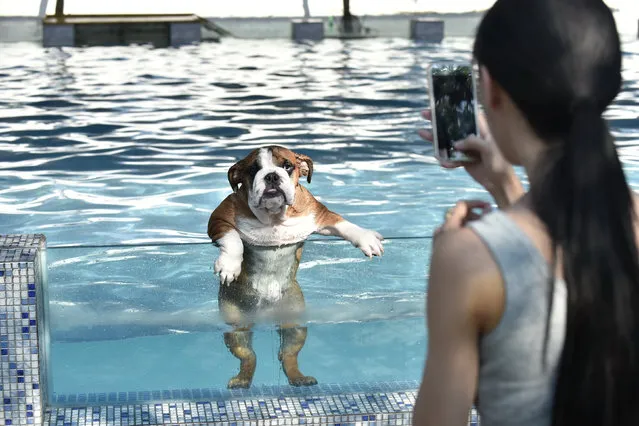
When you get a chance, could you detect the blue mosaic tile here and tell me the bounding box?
[56,381,428,407]
[0,234,49,426]
[46,386,481,425]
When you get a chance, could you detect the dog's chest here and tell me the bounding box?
[236,214,317,246]
[243,243,302,302]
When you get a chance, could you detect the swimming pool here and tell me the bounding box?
[0,38,488,247]
[1,34,639,422]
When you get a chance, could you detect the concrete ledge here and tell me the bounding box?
[291,19,324,41]
[410,18,444,42]
[170,22,202,46]
[42,23,74,47]
[41,14,205,48]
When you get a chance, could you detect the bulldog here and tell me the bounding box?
[207,145,384,389]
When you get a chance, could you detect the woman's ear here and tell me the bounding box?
[479,65,503,111]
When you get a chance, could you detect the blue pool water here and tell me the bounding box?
[1,36,639,400]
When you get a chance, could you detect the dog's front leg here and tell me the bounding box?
[214,229,244,285]
[208,196,245,285]
[316,210,384,258]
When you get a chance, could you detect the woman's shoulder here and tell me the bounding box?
[432,207,519,272]
[432,223,494,271]
[430,220,506,334]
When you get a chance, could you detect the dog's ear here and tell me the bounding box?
[295,153,314,184]
[227,160,245,192]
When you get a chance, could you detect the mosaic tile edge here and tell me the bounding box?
[0,234,49,426]
[45,390,481,425]
[50,381,421,406]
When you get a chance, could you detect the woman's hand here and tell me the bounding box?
[434,200,493,239]
[419,109,524,209]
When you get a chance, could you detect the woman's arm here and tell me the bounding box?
[413,226,502,426]
[489,170,525,209]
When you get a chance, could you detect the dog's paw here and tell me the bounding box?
[288,375,318,387]
[227,375,252,389]
[353,228,385,258]
[214,253,242,285]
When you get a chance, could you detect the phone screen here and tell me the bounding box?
[430,64,478,161]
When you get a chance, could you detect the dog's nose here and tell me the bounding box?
[265,172,279,184]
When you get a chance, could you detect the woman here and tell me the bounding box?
[413,1,639,426]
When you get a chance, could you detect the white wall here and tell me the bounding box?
[1,0,634,18]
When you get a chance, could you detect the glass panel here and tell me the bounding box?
[46,237,430,404]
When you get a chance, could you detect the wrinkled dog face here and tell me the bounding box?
[250,148,296,212]
[228,145,313,216]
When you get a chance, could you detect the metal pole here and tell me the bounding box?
[38,0,49,17]
[55,0,64,17]
[342,0,353,33]
[302,0,310,19]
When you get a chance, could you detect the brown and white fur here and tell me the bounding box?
[208,145,384,389]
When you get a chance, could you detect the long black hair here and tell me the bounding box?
[473,1,639,425]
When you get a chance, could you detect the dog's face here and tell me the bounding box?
[228,146,313,215]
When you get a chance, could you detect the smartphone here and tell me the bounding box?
[426,62,480,162]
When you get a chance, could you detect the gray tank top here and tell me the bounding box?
[467,210,567,426]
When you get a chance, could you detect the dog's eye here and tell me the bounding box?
[282,161,294,174]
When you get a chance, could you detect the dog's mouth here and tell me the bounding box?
[262,187,283,198]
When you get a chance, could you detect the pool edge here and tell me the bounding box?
[45,388,481,425]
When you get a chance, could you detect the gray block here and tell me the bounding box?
[291,19,324,41]
[0,234,50,425]
[410,18,444,43]
[42,23,74,47]
[170,22,201,47]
